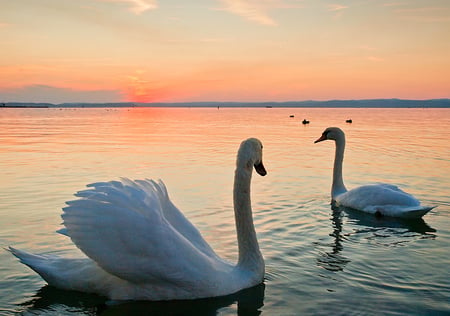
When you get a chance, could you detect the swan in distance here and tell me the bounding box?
[315,127,434,218]
[9,138,267,301]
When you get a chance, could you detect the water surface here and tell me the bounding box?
[0,107,449,315]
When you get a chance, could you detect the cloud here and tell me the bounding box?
[123,71,172,102]
[359,45,377,51]
[217,0,277,25]
[382,2,407,7]
[393,6,450,22]
[326,3,348,18]
[97,0,158,15]
[327,4,348,12]
[0,85,123,104]
[366,56,384,62]
[217,0,304,26]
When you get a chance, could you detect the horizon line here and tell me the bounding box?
[1,98,450,108]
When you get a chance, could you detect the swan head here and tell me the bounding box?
[237,138,267,176]
[314,127,345,143]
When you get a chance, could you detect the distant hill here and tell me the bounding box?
[2,99,449,108]
[1,102,52,108]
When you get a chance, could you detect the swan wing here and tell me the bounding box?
[336,184,419,208]
[61,179,220,284]
[135,179,217,256]
[336,184,433,218]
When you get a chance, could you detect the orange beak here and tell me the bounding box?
[314,135,327,143]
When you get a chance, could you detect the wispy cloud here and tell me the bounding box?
[98,0,158,15]
[358,46,383,62]
[327,3,348,18]
[217,0,304,26]
[327,4,348,12]
[393,6,450,22]
[382,2,407,7]
[123,70,172,102]
[366,56,384,62]
[199,37,232,43]
[359,45,377,51]
[217,0,277,26]
[0,84,123,103]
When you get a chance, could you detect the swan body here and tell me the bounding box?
[10,138,267,301]
[315,127,434,218]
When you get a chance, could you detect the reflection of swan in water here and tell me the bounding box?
[334,203,436,234]
[316,208,350,272]
[316,204,436,272]
[315,127,435,218]
[19,283,265,315]
[10,138,267,301]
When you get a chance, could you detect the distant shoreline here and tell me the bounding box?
[1,99,449,108]
[1,105,49,108]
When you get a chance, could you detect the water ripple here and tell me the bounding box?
[1,108,449,315]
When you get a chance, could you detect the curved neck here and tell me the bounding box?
[332,135,347,199]
[233,164,263,274]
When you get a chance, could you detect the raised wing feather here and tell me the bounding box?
[61,178,220,284]
[135,179,216,256]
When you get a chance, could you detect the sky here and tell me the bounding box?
[0,0,449,103]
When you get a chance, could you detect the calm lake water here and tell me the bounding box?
[0,107,449,315]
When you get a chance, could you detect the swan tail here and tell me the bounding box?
[401,205,435,219]
[57,227,69,236]
[8,247,103,291]
[370,205,435,219]
[8,247,57,284]
[9,246,43,265]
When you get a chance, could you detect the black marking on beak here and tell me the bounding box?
[254,162,267,176]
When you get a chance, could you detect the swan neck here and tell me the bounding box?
[233,166,263,274]
[332,135,347,198]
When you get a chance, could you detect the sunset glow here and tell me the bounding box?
[0,0,449,103]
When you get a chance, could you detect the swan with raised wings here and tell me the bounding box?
[9,138,267,301]
[315,127,434,218]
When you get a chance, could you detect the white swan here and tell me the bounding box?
[9,138,267,301]
[315,127,434,218]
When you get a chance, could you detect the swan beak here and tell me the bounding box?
[314,135,327,143]
[254,162,267,176]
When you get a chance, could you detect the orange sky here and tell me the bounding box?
[0,0,449,103]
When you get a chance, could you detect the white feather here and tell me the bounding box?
[9,138,266,301]
[316,127,435,218]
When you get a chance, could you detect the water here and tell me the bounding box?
[0,107,449,315]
